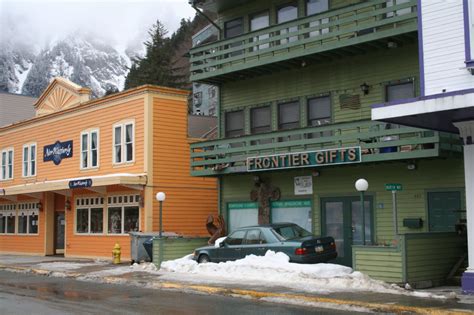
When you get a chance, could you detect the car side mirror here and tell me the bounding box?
[219,241,225,248]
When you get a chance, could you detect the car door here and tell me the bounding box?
[241,229,268,258]
[218,230,246,262]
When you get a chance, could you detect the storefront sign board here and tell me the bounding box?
[69,179,93,189]
[294,176,313,195]
[247,147,361,172]
[43,140,73,165]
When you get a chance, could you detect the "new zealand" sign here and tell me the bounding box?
[43,140,73,165]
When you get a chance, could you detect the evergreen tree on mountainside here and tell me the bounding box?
[125,14,211,91]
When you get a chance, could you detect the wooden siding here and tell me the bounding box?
[219,43,419,138]
[422,1,474,94]
[352,246,403,283]
[152,96,218,237]
[221,158,465,242]
[404,233,465,287]
[153,237,208,266]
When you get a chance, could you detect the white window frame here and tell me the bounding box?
[1,148,14,181]
[17,203,39,235]
[80,129,100,170]
[106,194,140,235]
[74,196,105,235]
[22,143,37,178]
[112,121,135,165]
[0,204,17,234]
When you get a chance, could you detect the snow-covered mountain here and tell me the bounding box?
[0,36,140,97]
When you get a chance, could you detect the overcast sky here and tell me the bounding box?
[0,0,196,52]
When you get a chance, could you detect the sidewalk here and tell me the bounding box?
[0,254,473,314]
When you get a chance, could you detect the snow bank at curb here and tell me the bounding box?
[160,251,448,299]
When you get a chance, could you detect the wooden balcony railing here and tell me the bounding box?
[189,0,418,83]
[190,120,462,176]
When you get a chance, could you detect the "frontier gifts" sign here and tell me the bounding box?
[247,147,361,172]
[43,140,73,165]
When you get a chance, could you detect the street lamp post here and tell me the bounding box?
[155,192,166,268]
[355,179,369,245]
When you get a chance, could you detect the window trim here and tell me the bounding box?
[80,129,100,170]
[106,194,140,235]
[0,147,14,181]
[278,100,301,130]
[224,110,245,138]
[17,203,40,235]
[74,196,105,235]
[112,121,135,165]
[22,142,37,178]
[0,204,17,234]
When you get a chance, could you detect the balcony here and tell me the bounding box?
[190,0,418,84]
[190,120,462,176]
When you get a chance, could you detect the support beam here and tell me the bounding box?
[454,120,474,294]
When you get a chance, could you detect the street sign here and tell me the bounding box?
[385,183,402,191]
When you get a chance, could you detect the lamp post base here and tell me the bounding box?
[462,271,474,294]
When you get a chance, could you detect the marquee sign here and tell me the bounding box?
[69,179,93,189]
[43,140,73,165]
[247,146,361,172]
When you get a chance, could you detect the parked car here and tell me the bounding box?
[193,223,337,264]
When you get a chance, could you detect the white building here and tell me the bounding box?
[372,0,474,294]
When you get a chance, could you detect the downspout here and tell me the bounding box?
[190,3,221,33]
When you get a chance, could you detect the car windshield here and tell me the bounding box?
[272,225,312,240]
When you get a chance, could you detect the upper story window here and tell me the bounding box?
[76,197,104,234]
[386,0,412,18]
[225,110,245,137]
[224,18,244,38]
[1,148,13,180]
[251,106,271,134]
[308,96,331,126]
[386,82,414,102]
[278,101,300,130]
[81,130,99,169]
[113,122,134,164]
[250,11,270,51]
[307,0,328,15]
[278,3,298,44]
[22,143,36,177]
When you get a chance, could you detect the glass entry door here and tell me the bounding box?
[321,196,373,266]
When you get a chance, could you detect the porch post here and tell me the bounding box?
[454,121,474,294]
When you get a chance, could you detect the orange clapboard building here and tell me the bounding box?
[0,78,217,259]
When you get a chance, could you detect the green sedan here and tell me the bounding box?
[193,223,337,264]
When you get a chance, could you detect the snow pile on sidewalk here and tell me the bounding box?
[160,251,443,298]
[35,261,108,271]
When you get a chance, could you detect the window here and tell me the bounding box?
[113,122,134,164]
[306,0,329,37]
[277,3,298,44]
[22,143,36,177]
[386,0,412,18]
[386,82,414,102]
[17,203,39,234]
[278,101,300,130]
[250,11,270,51]
[107,194,140,234]
[307,96,332,138]
[251,106,271,134]
[225,230,246,245]
[1,148,13,180]
[0,204,16,234]
[224,18,244,57]
[225,111,245,138]
[81,130,99,169]
[244,229,267,245]
[75,197,104,234]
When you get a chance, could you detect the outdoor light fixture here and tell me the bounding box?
[355,178,369,245]
[65,199,71,211]
[360,83,370,95]
[37,202,43,212]
[387,41,398,49]
[407,163,417,170]
[138,195,145,207]
[156,192,166,239]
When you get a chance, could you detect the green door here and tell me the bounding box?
[428,191,461,232]
[321,196,373,266]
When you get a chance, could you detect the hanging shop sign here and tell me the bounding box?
[294,176,313,195]
[247,146,361,172]
[69,178,93,189]
[43,140,73,165]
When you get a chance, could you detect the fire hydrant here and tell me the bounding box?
[112,242,121,264]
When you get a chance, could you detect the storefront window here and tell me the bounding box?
[0,204,16,234]
[18,212,28,234]
[17,203,39,235]
[107,194,140,234]
[76,197,104,234]
[6,214,15,233]
[108,207,122,234]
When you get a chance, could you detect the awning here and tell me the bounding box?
[0,173,147,197]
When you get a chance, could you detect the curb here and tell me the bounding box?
[1,265,472,315]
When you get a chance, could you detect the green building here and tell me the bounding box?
[188,0,466,287]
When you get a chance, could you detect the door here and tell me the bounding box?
[55,212,65,255]
[218,229,245,262]
[322,196,373,266]
[428,191,461,232]
[241,229,268,258]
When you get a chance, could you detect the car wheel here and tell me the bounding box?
[198,254,210,264]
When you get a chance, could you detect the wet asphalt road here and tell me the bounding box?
[0,270,365,315]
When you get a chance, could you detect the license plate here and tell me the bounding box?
[315,245,324,253]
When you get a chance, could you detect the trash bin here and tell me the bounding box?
[129,232,162,263]
[143,237,154,262]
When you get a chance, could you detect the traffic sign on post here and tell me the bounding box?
[385,183,402,191]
